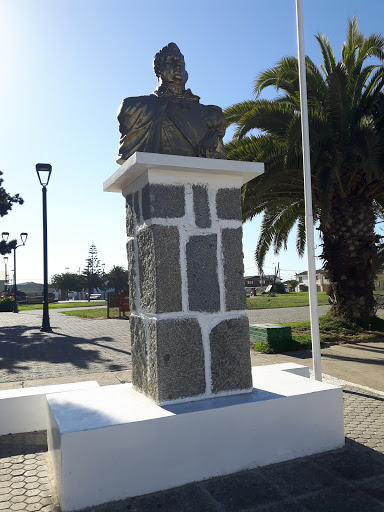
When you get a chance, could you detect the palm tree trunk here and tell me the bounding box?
[321,195,377,326]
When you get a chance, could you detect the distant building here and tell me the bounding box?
[244,275,276,294]
[17,282,55,296]
[374,274,384,291]
[295,270,329,292]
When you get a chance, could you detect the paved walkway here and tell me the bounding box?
[0,309,132,387]
[0,307,384,511]
[247,304,331,323]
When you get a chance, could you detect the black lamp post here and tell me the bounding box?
[36,163,52,332]
[3,256,8,295]
[87,263,91,302]
[1,231,28,313]
[102,263,105,299]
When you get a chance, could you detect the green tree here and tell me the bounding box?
[0,171,24,255]
[285,280,300,292]
[106,265,128,294]
[82,243,102,295]
[225,17,384,326]
[51,273,83,300]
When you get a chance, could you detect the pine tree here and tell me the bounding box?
[82,244,102,295]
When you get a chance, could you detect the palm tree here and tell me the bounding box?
[106,266,128,295]
[225,17,384,325]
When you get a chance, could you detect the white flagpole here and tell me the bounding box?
[295,0,322,381]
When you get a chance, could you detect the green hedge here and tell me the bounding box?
[0,297,14,312]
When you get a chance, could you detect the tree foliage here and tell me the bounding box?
[0,171,24,255]
[106,265,128,295]
[82,243,103,293]
[225,17,384,324]
[51,273,83,300]
[285,280,299,291]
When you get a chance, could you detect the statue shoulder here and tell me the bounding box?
[202,104,226,128]
[117,94,159,119]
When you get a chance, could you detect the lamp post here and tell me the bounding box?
[87,263,91,302]
[1,231,28,313]
[36,163,52,332]
[3,256,8,295]
[65,267,69,300]
[102,263,105,299]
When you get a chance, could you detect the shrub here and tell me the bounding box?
[253,336,311,354]
[0,297,14,312]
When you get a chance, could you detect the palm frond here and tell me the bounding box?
[315,33,336,75]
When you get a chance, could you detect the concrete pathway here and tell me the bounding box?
[247,304,331,323]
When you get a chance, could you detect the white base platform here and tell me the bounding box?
[47,364,344,512]
[0,381,99,435]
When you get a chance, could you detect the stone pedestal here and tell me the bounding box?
[104,152,263,404]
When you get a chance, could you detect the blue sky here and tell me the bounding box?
[1,0,384,283]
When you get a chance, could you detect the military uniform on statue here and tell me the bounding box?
[117,42,226,163]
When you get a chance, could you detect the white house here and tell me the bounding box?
[295,270,329,292]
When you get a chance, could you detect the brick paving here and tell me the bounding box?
[0,310,131,383]
[1,308,384,511]
[0,432,57,512]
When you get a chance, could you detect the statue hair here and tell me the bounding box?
[153,43,182,79]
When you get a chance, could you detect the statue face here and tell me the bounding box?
[160,50,188,85]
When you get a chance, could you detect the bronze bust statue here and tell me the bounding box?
[117,43,226,164]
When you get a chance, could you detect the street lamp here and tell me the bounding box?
[36,163,52,332]
[102,263,105,299]
[1,231,28,313]
[87,263,91,302]
[3,256,8,295]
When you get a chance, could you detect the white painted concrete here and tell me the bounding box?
[257,362,311,378]
[103,152,264,193]
[0,381,99,436]
[47,365,344,511]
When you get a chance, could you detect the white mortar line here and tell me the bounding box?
[132,200,141,316]
[208,182,218,224]
[180,184,193,314]
[179,228,189,313]
[139,310,248,321]
[137,187,143,225]
[197,315,212,396]
[143,315,150,382]
[208,311,249,330]
[184,183,194,216]
[216,227,225,314]
[208,185,226,315]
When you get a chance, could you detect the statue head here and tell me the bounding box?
[153,43,188,87]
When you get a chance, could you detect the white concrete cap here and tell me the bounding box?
[103,152,264,193]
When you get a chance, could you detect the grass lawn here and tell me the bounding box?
[252,312,384,353]
[61,307,129,320]
[19,301,106,311]
[246,292,329,309]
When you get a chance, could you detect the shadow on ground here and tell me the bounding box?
[0,325,131,378]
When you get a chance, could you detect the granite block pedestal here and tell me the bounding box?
[105,152,264,404]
